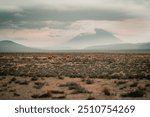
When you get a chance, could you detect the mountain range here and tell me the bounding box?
[85,43,150,50]
[0,40,150,52]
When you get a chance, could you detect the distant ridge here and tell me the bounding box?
[0,40,46,52]
[85,43,150,50]
[0,40,150,53]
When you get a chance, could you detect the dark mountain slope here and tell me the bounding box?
[0,40,45,52]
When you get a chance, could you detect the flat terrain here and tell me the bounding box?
[0,53,150,99]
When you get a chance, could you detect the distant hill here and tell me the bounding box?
[65,28,122,49]
[1,40,150,53]
[0,40,46,52]
[85,43,150,50]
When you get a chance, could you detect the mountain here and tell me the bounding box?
[0,40,45,52]
[65,28,122,49]
[85,43,150,50]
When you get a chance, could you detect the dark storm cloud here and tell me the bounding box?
[0,8,139,29]
[24,8,136,21]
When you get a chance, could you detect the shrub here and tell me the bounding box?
[85,79,94,84]
[87,95,95,100]
[130,82,138,87]
[39,93,50,98]
[71,86,89,94]
[14,93,20,96]
[145,84,150,87]
[57,75,64,80]
[121,89,145,97]
[59,82,89,94]
[50,90,64,94]
[32,91,51,98]
[31,94,39,98]
[115,80,127,86]
[33,82,45,89]
[59,82,79,90]
[16,80,29,85]
[51,95,66,99]
[31,77,38,81]
[9,77,17,83]
[102,88,111,96]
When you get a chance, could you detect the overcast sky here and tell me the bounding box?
[0,0,150,48]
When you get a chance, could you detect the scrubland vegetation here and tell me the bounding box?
[0,53,149,99]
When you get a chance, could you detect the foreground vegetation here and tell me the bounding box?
[0,53,149,99]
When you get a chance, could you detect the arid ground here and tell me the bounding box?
[0,53,150,99]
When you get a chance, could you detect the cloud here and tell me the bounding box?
[0,6,22,12]
[0,0,150,48]
[0,8,139,30]
[0,0,150,29]
[0,0,149,11]
[50,8,139,20]
[68,19,150,43]
[65,28,121,49]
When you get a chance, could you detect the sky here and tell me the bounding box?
[0,0,150,48]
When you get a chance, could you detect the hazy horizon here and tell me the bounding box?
[0,0,150,49]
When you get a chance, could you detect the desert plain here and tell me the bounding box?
[0,53,150,99]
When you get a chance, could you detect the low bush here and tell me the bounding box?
[102,88,111,96]
[121,89,145,97]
